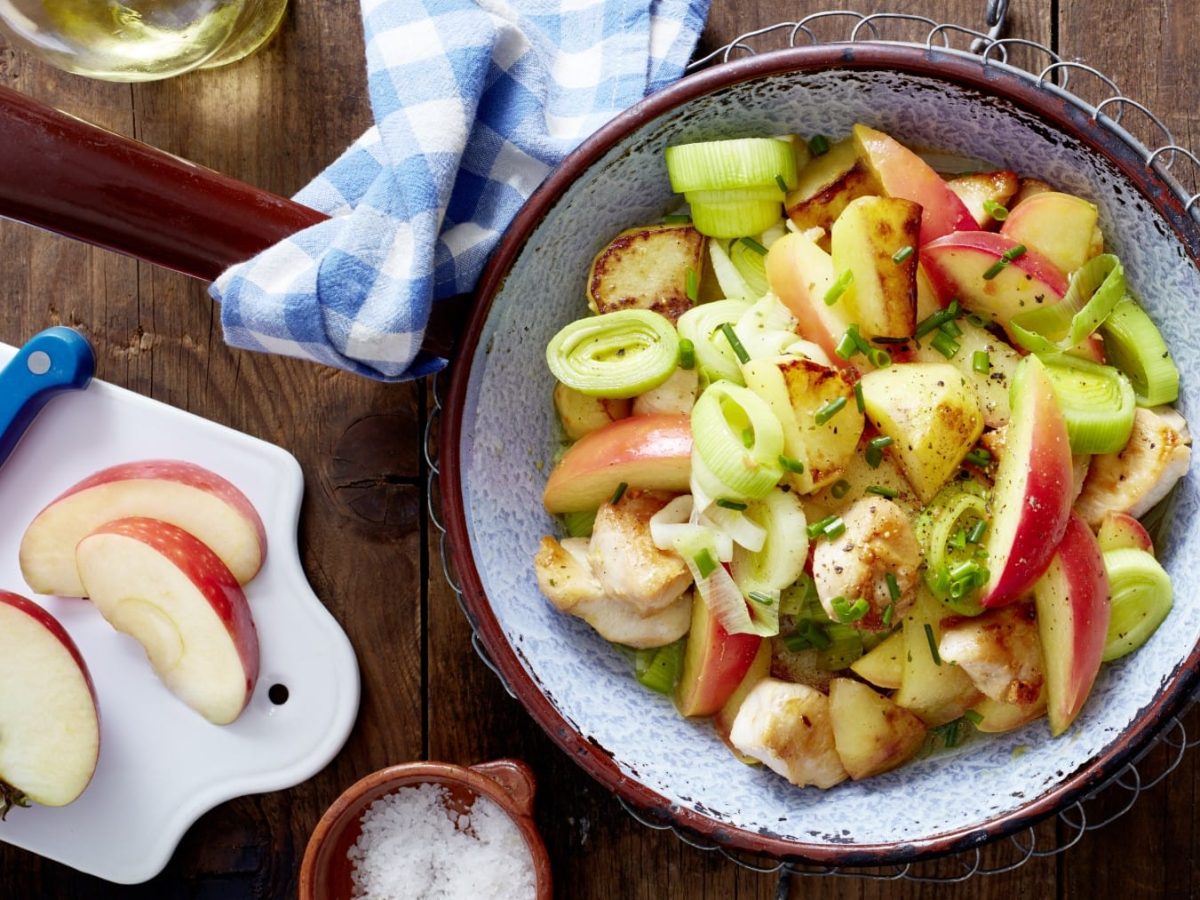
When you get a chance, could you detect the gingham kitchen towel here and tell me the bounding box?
[211,0,711,381]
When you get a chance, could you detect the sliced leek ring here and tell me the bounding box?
[1102,547,1172,661]
[690,381,783,499]
[546,309,679,398]
[1100,296,1180,407]
[665,138,798,193]
[731,487,809,595]
[676,299,751,385]
[1041,353,1136,454]
[1009,253,1125,354]
[690,197,783,239]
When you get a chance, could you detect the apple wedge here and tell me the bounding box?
[921,231,1068,330]
[980,355,1074,609]
[1096,511,1154,554]
[21,460,267,597]
[828,677,927,779]
[894,588,982,726]
[851,123,976,245]
[947,170,1019,228]
[1000,190,1102,276]
[1033,513,1110,736]
[674,593,762,718]
[969,692,1047,733]
[765,230,854,366]
[911,317,1021,428]
[849,629,904,690]
[830,195,921,339]
[76,517,260,726]
[0,591,100,815]
[542,414,691,513]
[713,640,772,763]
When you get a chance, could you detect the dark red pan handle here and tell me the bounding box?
[0,84,465,358]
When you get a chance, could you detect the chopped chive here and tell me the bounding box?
[964,709,985,725]
[716,498,748,511]
[742,426,755,448]
[740,236,768,256]
[936,718,962,748]
[930,330,960,359]
[885,572,901,602]
[719,322,750,364]
[939,319,963,339]
[924,623,942,666]
[664,213,692,225]
[865,444,883,468]
[915,307,954,339]
[950,528,968,550]
[892,245,914,265]
[836,331,859,360]
[693,548,717,579]
[850,326,873,355]
[866,484,899,499]
[807,514,837,539]
[983,199,1008,222]
[1005,244,1027,261]
[854,381,865,412]
[882,602,895,627]
[808,134,830,156]
[610,482,628,505]
[831,479,851,499]
[965,312,987,327]
[815,395,847,425]
[775,174,790,193]
[822,516,846,540]
[748,590,775,606]
[830,596,851,621]
[964,448,992,467]
[967,519,988,544]
[783,632,811,652]
[870,435,894,450]
[948,299,961,317]
[686,267,699,301]
[972,350,991,374]
[779,454,806,474]
[868,348,892,368]
[824,269,854,306]
[982,247,1023,281]
[679,337,696,369]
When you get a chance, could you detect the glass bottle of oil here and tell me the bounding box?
[0,0,289,81]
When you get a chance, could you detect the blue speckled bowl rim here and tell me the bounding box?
[442,42,1200,865]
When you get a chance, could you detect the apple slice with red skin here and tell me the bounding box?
[713,639,772,763]
[543,414,691,514]
[851,124,976,245]
[76,517,260,726]
[1034,513,1111,736]
[981,355,1074,609]
[675,592,762,718]
[921,231,1068,330]
[1096,511,1154,554]
[1000,190,1101,276]
[765,230,854,368]
[0,591,100,814]
[21,460,267,597]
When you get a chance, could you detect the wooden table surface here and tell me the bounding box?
[2,1,1198,897]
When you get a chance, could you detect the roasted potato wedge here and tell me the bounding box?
[785,138,880,241]
[587,223,705,323]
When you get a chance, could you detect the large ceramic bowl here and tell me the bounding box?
[442,43,1200,863]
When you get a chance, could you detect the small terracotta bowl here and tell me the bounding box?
[300,759,552,900]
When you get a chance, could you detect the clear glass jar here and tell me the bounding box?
[0,0,289,81]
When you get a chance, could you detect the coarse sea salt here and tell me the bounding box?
[347,781,537,900]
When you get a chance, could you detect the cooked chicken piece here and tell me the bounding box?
[533,536,691,648]
[938,602,1044,706]
[588,492,692,614]
[1075,406,1192,527]
[812,497,922,630]
[729,678,848,789]
[632,367,699,417]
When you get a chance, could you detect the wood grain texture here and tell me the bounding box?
[0,0,1196,897]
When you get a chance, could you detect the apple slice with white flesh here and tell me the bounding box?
[1096,511,1154,554]
[21,460,267,597]
[1033,513,1111,736]
[674,592,762,718]
[1000,190,1102,276]
[851,124,976,245]
[76,518,260,725]
[980,355,1074,609]
[542,414,691,513]
[765,230,853,366]
[920,231,1068,331]
[0,591,100,816]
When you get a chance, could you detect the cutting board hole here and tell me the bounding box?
[268,683,290,705]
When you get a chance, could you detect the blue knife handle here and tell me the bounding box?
[0,327,95,470]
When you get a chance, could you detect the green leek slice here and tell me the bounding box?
[1009,254,1125,354]
[672,526,778,636]
[546,309,679,398]
[1100,296,1180,406]
[730,487,809,595]
[1102,547,1172,661]
[915,481,989,615]
[634,639,686,694]
[729,236,771,297]
[685,186,785,205]
[1040,353,1136,454]
[665,138,799,193]
[708,240,755,300]
[690,381,784,499]
[689,197,783,239]
[676,299,752,384]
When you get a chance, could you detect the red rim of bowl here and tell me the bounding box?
[441,42,1200,865]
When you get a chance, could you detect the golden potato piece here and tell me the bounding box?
[785,138,881,241]
[587,223,705,324]
[828,678,927,780]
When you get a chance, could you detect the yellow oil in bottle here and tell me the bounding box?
[0,0,289,81]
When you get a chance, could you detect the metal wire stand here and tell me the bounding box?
[425,4,1200,885]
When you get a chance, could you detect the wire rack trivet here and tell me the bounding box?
[424,3,1200,886]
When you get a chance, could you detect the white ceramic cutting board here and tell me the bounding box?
[0,342,360,884]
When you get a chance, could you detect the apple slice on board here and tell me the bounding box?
[21,460,267,597]
[1033,513,1111,736]
[76,518,260,726]
[980,355,1074,609]
[0,591,100,815]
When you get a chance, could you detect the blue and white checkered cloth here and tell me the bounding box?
[211,0,710,381]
